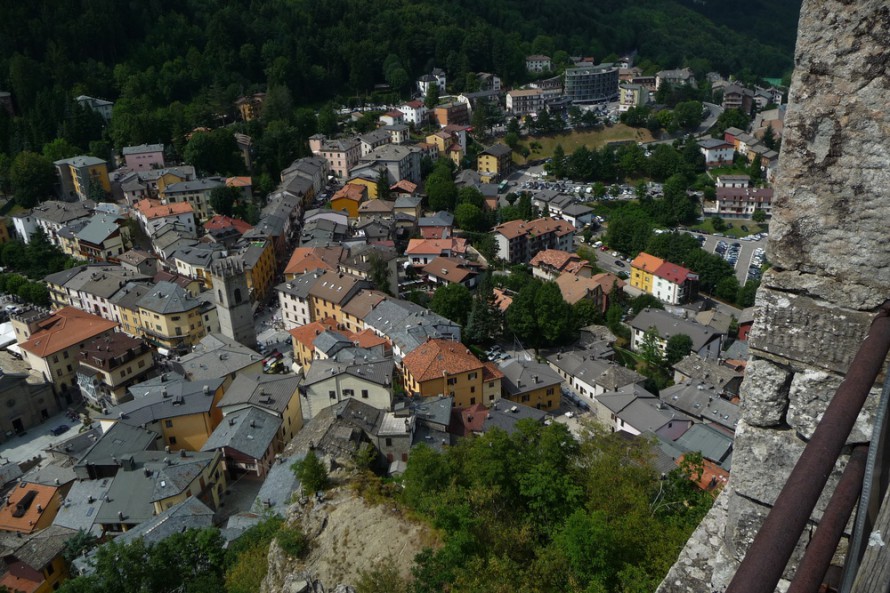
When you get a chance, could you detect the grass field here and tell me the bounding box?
[691,217,769,238]
[514,125,655,165]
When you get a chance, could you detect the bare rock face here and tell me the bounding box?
[738,358,792,427]
[657,1,890,591]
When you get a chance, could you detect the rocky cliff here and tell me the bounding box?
[658,1,890,591]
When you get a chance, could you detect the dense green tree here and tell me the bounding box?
[457,186,484,209]
[752,208,767,224]
[375,168,392,202]
[665,334,694,365]
[183,128,243,176]
[715,275,741,301]
[737,279,760,307]
[209,186,240,217]
[291,450,329,493]
[316,103,339,136]
[260,85,294,124]
[42,138,80,163]
[430,282,473,326]
[762,124,778,151]
[425,163,457,212]
[639,327,664,366]
[548,144,566,178]
[454,203,487,232]
[711,108,750,138]
[424,84,440,110]
[629,294,665,315]
[673,100,704,131]
[367,250,393,295]
[464,285,502,346]
[9,151,55,207]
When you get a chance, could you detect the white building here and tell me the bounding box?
[398,100,429,126]
[526,55,552,73]
[275,273,323,330]
[299,358,394,420]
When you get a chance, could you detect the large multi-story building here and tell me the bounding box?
[122,144,165,171]
[159,177,225,221]
[76,333,154,406]
[351,144,422,186]
[715,186,774,219]
[15,307,120,396]
[619,83,647,112]
[499,359,563,411]
[136,281,219,352]
[477,144,513,183]
[401,339,497,408]
[525,55,552,73]
[308,135,361,179]
[564,64,619,104]
[506,88,545,115]
[54,155,111,201]
[492,217,575,264]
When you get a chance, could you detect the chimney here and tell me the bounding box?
[165,445,171,453]
[179,449,186,458]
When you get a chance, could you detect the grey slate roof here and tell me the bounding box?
[122,143,164,155]
[482,143,512,158]
[394,196,422,209]
[410,396,453,429]
[548,351,645,391]
[51,479,111,536]
[251,455,301,516]
[201,407,281,459]
[499,359,563,397]
[313,330,354,357]
[672,353,742,391]
[362,298,460,357]
[672,423,733,465]
[163,177,225,194]
[629,308,722,352]
[76,422,160,467]
[96,377,224,425]
[43,426,103,461]
[77,214,120,245]
[302,357,393,388]
[173,333,263,381]
[95,451,218,527]
[7,525,77,570]
[218,373,301,416]
[115,497,214,548]
[723,339,749,361]
[170,244,226,267]
[660,381,740,431]
[61,266,153,300]
[136,281,203,314]
[109,281,153,310]
[20,462,76,487]
[284,399,379,460]
[30,200,93,225]
[418,211,454,227]
[562,203,593,216]
[483,399,547,434]
[276,272,323,299]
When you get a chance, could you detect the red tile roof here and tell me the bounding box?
[530,249,582,272]
[284,246,346,276]
[288,318,339,350]
[654,261,696,284]
[204,215,253,234]
[226,176,252,188]
[405,238,468,256]
[0,482,60,534]
[331,184,367,203]
[134,198,194,220]
[402,339,484,383]
[20,308,119,358]
[451,403,489,437]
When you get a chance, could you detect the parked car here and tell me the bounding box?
[50,424,69,436]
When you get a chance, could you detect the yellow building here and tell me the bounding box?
[630,252,665,294]
[402,339,491,408]
[97,377,227,452]
[238,238,277,302]
[77,332,155,406]
[136,280,218,352]
[347,174,379,199]
[330,183,368,218]
[477,143,513,183]
[54,155,111,201]
[498,359,563,411]
[307,270,370,326]
[288,318,339,371]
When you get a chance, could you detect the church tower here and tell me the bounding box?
[210,256,256,348]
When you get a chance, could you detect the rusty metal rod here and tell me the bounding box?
[787,445,869,593]
[727,302,890,593]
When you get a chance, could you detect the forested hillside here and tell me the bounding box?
[0,0,800,175]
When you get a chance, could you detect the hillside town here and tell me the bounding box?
[0,54,780,592]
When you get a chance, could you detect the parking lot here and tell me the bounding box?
[692,232,768,284]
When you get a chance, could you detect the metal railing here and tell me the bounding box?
[726,301,890,593]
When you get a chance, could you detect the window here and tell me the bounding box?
[66,364,72,372]
[168,436,177,444]
[138,359,145,369]
[521,395,530,403]
[470,386,476,393]
[56,369,63,377]
[489,381,494,387]
[446,377,457,385]
[489,394,495,402]
[52,355,59,363]
[470,397,476,405]
[329,391,336,399]
[175,327,182,336]
[165,419,173,428]
[63,351,69,359]
[546,387,555,395]
[172,316,181,321]
[467,372,477,380]
[343,389,354,397]
[361,389,369,399]
[385,437,393,447]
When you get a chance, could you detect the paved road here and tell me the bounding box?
[0,411,87,465]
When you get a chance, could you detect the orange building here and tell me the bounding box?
[401,339,497,408]
[330,184,368,218]
[0,482,63,534]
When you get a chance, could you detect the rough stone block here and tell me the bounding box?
[739,358,792,427]
[767,1,890,292]
[751,287,875,374]
[730,420,849,521]
[787,368,882,443]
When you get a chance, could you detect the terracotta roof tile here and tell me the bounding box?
[631,252,665,273]
[654,261,697,284]
[402,339,484,383]
[284,246,346,276]
[0,482,61,534]
[20,307,119,358]
[288,318,339,349]
[405,238,468,256]
[331,184,367,203]
[204,215,253,234]
[530,249,581,272]
[134,198,194,220]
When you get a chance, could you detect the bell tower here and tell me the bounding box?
[210,256,256,348]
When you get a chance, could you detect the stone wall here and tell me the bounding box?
[658,1,890,590]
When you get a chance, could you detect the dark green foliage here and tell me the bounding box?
[209,186,240,217]
[752,208,767,223]
[183,128,244,177]
[665,334,693,365]
[276,528,310,558]
[504,279,575,348]
[425,162,457,212]
[629,294,665,315]
[291,450,329,493]
[430,282,473,327]
[401,422,714,593]
[9,151,55,207]
[711,108,751,138]
[673,100,704,131]
[454,203,487,232]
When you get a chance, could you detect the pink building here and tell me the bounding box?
[122,144,165,171]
